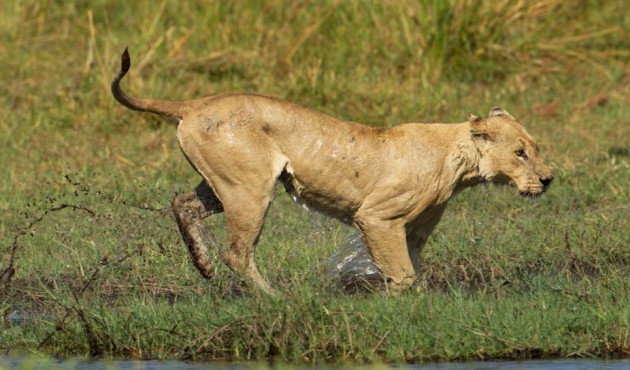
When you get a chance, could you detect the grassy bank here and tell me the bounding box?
[1,0,628,364]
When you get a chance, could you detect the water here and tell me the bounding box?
[325,232,382,287]
[410,360,630,370]
[0,357,627,370]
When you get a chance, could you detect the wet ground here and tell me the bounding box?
[0,357,628,370]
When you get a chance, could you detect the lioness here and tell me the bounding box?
[111,48,553,294]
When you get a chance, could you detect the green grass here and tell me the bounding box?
[1,0,628,364]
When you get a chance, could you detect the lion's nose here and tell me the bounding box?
[540,176,553,189]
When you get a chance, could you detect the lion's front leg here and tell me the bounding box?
[406,230,426,274]
[172,180,223,279]
[355,218,416,293]
[406,207,447,276]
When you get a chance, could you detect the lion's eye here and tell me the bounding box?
[516,149,528,159]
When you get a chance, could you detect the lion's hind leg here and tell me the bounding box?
[172,180,223,279]
[219,185,277,296]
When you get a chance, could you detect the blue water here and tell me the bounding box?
[407,359,630,370]
[0,357,628,370]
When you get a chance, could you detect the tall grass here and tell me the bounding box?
[1,0,628,364]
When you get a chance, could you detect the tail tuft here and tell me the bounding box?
[121,47,131,74]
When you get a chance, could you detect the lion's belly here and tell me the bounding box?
[278,163,363,224]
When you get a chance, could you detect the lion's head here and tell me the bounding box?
[468,108,553,197]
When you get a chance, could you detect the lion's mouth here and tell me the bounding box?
[516,176,553,198]
[519,187,544,198]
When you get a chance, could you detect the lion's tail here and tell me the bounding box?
[111,48,189,120]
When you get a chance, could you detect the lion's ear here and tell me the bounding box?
[488,107,514,119]
[468,112,493,141]
[467,112,482,123]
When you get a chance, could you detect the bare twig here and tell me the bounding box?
[2,203,96,291]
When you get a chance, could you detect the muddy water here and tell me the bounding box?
[0,357,627,370]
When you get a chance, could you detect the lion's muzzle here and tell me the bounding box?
[540,176,553,191]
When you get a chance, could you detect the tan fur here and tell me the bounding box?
[112,49,553,294]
